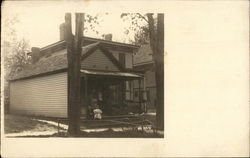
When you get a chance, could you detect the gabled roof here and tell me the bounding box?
[9,42,121,81]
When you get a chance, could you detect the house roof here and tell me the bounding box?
[133,44,153,66]
[81,69,142,80]
[9,43,101,81]
[40,36,139,54]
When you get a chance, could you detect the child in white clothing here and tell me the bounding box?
[92,99,102,120]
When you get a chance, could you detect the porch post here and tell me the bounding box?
[84,75,88,104]
[84,75,89,118]
[138,79,141,113]
[143,76,146,112]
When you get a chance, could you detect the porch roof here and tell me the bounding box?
[80,69,143,80]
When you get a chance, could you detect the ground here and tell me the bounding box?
[4,113,163,138]
[4,114,59,133]
[4,114,61,137]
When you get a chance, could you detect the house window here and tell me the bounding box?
[146,90,150,101]
[125,54,133,69]
[134,90,138,98]
[109,85,120,104]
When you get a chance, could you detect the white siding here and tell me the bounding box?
[81,49,119,71]
[10,72,68,118]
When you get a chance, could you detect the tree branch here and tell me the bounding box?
[146,13,156,54]
[137,13,148,23]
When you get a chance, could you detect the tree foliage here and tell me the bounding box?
[83,13,109,37]
[2,15,30,78]
[121,13,157,46]
[4,39,30,76]
[83,13,100,35]
[2,15,20,43]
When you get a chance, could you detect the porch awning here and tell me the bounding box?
[80,69,143,79]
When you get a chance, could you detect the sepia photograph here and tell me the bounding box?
[2,9,164,138]
[1,0,249,157]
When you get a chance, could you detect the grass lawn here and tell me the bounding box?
[143,114,157,127]
[4,113,162,138]
[4,114,59,134]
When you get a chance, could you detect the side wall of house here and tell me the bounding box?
[133,69,156,109]
[9,72,68,118]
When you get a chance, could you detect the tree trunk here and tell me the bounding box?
[155,13,164,130]
[65,13,84,136]
[147,13,164,130]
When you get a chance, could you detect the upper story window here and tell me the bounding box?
[125,54,133,69]
[111,51,133,70]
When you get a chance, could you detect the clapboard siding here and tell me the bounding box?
[10,72,67,118]
[110,50,133,69]
[81,48,119,71]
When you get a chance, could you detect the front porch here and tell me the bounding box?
[80,69,146,119]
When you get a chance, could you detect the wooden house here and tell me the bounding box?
[8,32,146,118]
[133,44,156,111]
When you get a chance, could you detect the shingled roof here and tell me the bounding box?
[9,42,100,81]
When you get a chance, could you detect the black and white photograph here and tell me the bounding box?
[2,9,164,137]
[1,0,249,157]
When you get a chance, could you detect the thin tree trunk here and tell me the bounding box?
[147,13,164,130]
[65,13,84,136]
[156,13,164,130]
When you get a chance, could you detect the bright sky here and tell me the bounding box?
[2,1,140,48]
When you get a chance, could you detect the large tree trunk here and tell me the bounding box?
[65,13,84,136]
[147,13,164,130]
[155,14,164,130]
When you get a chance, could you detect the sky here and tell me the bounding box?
[2,1,142,48]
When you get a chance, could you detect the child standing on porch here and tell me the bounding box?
[92,98,102,120]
